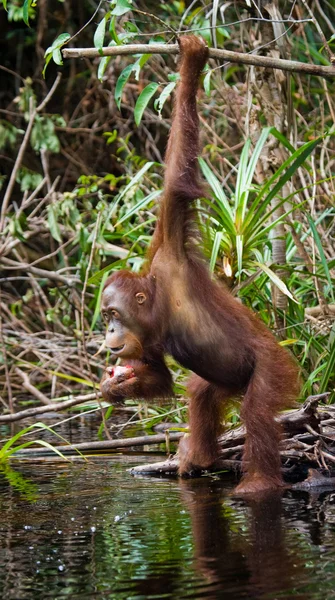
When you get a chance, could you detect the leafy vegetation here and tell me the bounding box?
[0,0,334,448]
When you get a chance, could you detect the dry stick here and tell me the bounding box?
[14,432,184,455]
[0,73,62,234]
[15,367,50,405]
[0,392,101,423]
[0,97,36,233]
[0,306,13,413]
[299,0,335,63]
[0,256,79,286]
[62,43,335,78]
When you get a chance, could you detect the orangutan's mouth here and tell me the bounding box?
[111,345,125,354]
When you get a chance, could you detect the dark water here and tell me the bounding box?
[0,453,335,600]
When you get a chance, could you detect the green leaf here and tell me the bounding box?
[43,32,71,77]
[203,70,211,96]
[154,81,176,117]
[209,231,222,272]
[255,262,297,302]
[199,158,234,227]
[319,336,335,394]
[98,56,111,81]
[91,272,110,331]
[307,215,335,302]
[23,0,32,26]
[244,137,321,234]
[116,189,161,225]
[44,33,71,57]
[236,234,244,276]
[109,15,120,44]
[111,0,132,16]
[47,205,62,243]
[133,54,151,80]
[115,63,134,109]
[134,83,159,126]
[117,161,155,202]
[52,48,63,66]
[94,16,107,50]
[49,371,94,386]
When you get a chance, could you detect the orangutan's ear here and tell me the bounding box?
[135,292,146,305]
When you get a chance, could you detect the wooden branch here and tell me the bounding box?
[14,432,184,455]
[305,304,335,317]
[15,368,50,406]
[62,43,335,78]
[0,256,79,286]
[0,392,102,423]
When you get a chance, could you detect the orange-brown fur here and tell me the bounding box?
[100,36,300,493]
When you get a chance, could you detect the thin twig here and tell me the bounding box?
[0,97,36,233]
[36,72,62,113]
[0,73,63,233]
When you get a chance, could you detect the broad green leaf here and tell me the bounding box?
[52,48,63,66]
[23,0,32,26]
[115,63,134,109]
[111,0,132,16]
[94,16,107,50]
[134,82,159,126]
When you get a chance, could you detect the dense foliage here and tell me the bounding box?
[0,0,334,419]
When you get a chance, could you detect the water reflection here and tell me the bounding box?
[180,479,308,599]
[0,457,334,599]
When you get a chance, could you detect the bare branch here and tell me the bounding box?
[14,432,184,454]
[0,392,102,423]
[0,256,79,286]
[15,368,50,405]
[62,43,335,78]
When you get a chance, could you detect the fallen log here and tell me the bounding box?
[129,394,335,484]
